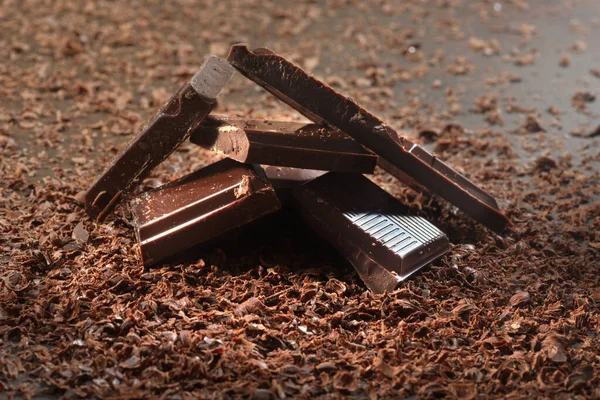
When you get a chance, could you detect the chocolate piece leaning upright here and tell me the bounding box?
[85,56,235,221]
[293,172,450,293]
[129,158,281,266]
[227,44,510,233]
[190,116,377,173]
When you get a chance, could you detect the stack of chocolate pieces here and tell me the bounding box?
[85,45,510,293]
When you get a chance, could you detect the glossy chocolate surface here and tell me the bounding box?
[85,56,235,220]
[190,116,377,173]
[293,172,450,293]
[262,165,326,189]
[262,165,325,205]
[227,44,510,232]
[130,158,281,266]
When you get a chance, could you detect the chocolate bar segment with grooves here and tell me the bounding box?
[227,44,510,233]
[190,116,377,173]
[293,173,450,293]
[129,159,281,266]
[85,56,235,221]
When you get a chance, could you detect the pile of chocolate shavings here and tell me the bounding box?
[2,113,599,398]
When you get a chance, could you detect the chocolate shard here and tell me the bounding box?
[263,165,326,205]
[190,116,377,173]
[227,44,510,233]
[263,165,326,189]
[85,56,235,221]
[293,172,450,293]
[129,159,281,266]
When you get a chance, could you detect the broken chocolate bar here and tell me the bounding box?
[129,158,281,266]
[263,165,325,205]
[293,172,450,293]
[227,44,510,233]
[190,116,377,173]
[85,56,235,221]
[263,165,326,188]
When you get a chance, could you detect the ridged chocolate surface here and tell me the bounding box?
[293,172,450,293]
[85,56,235,221]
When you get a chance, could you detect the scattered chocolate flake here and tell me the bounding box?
[332,371,359,392]
[569,40,588,53]
[566,367,594,390]
[572,91,596,112]
[473,94,499,113]
[72,222,89,244]
[472,94,504,125]
[517,23,537,39]
[547,106,561,116]
[532,156,558,172]
[571,125,600,138]
[468,37,500,56]
[418,128,440,143]
[509,291,530,307]
[374,358,402,378]
[559,54,570,67]
[234,297,269,317]
[446,57,475,75]
[120,355,141,369]
[511,52,538,66]
[543,334,568,363]
[523,114,545,133]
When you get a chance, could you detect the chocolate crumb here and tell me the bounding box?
[523,114,545,133]
[532,156,558,172]
[572,91,596,112]
[418,128,440,143]
[510,291,530,307]
[234,175,254,198]
[571,125,600,138]
[72,222,89,244]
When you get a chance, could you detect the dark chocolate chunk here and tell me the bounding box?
[227,44,510,233]
[263,165,325,205]
[190,116,377,173]
[129,158,281,266]
[293,172,450,293]
[263,165,326,189]
[85,56,235,221]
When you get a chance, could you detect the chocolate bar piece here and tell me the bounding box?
[85,56,235,221]
[129,159,281,266]
[293,172,450,293]
[263,165,326,189]
[190,116,377,173]
[263,165,325,205]
[227,44,510,233]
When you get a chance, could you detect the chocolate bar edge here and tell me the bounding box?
[226,44,510,233]
[130,160,281,266]
[190,116,377,173]
[292,173,451,293]
[85,56,235,221]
